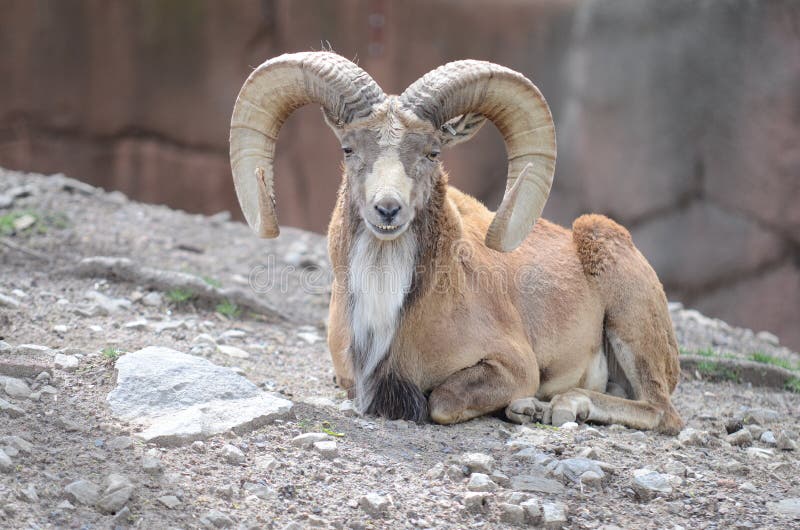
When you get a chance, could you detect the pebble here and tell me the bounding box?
[141,292,163,307]
[462,492,489,511]
[460,452,495,474]
[739,481,758,493]
[0,293,20,308]
[217,345,250,359]
[359,492,391,516]
[19,485,38,503]
[221,444,246,464]
[549,457,606,484]
[0,398,25,418]
[580,470,604,489]
[291,432,331,449]
[631,469,673,500]
[520,498,542,523]
[112,505,132,525]
[2,377,31,399]
[255,455,279,471]
[541,502,568,528]
[56,500,74,510]
[560,421,579,430]
[0,448,13,473]
[191,440,206,453]
[201,509,235,528]
[425,462,445,480]
[158,495,181,509]
[64,479,101,505]
[96,473,133,514]
[490,469,510,487]
[741,408,779,425]
[678,428,708,447]
[761,431,777,445]
[313,440,338,459]
[106,436,134,450]
[746,447,773,460]
[768,498,800,518]
[727,428,753,447]
[467,473,498,492]
[499,502,525,525]
[1,436,33,454]
[141,450,163,474]
[338,400,356,416]
[446,464,466,481]
[53,354,79,371]
[777,431,797,451]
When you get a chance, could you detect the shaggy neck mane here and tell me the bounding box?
[343,177,450,421]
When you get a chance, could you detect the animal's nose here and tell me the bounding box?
[375,199,401,221]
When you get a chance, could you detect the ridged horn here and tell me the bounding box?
[229,52,386,237]
[400,60,556,252]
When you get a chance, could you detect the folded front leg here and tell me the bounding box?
[429,353,538,425]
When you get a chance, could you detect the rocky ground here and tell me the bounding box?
[1,167,799,529]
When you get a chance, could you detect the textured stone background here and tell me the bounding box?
[1,0,798,349]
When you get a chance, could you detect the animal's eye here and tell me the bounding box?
[426,151,440,161]
[342,147,354,156]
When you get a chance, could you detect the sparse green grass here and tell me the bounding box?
[531,422,559,431]
[749,351,796,371]
[0,210,70,235]
[785,377,800,394]
[202,276,222,289]
[320,421,345,438]
[696,360,741,383]
[695,348,716,357]
[216,299,241,319]
[166,288,194,304]
[101,346,122,361]
[296,418,346,437]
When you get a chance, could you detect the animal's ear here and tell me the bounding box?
[439,113,487,148]
[321,107,346,140]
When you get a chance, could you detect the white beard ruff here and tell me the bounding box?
[347,227,417,413]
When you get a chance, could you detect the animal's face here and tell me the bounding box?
[326,102,485,240]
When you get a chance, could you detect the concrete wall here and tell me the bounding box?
[1,0,798,349]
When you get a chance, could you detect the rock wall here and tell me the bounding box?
[1,0,798,349]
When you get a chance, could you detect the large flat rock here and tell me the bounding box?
[107,347,292,446]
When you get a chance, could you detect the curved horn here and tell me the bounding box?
[399,61,556,252]
[230,52,386,237]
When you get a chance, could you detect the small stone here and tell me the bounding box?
[123,319,148,330]
[768,498,800,518]
[13,214,36,231]
[291,432,331,449]
[313,440,338,459]
[777,431,797,451]
[678,428,708,447]
[577,447,599,460]
[631,469,672,500]
[499,503,525,525]
[106,436,134,450]
[463,491,489,511]
[15,344,52,355]
[739,481,758,493]
[53,354,79,371]
[510,474,565,494]
[64,479,101,505]
[661,460,688,477]
[359,492,391,516]
[460,452,495,474]
[221,444,245,464]
[3,446,18,457]
[338,399,356,416]
[746,447,773,460]
[254,455,278,471]
[549,457,606,484]
[756,331,780,345]
[2,377,31,399]
[56,500,74,510]
[467,473,497,492]
[141,292,163,307]
[201,509,235,528]
[425,462,445,480]
[741,408,780,425]
[0,294,19,308]
[0,398,25,418]
[580,470,604,489]
[141,451,163,474]
[761,431,777,445]
[217,345,250,359]
[490,470,510,487]
[746,424,765,439]
[191,440,206,453]
[19,485,38,503]
[96,474,133,514]
[446,464,467,480]
[1,436,33,454]
[158,495,181,509]
[0,448,13,473]
[520,498,542,523]
[112,505,132,526]
[541,502,568,528]
[560,421,579,430]
[727,428,753,447]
